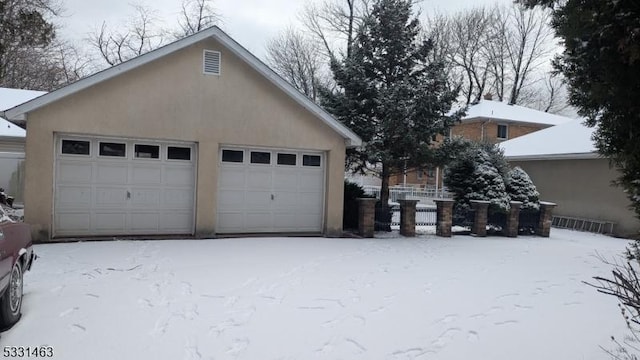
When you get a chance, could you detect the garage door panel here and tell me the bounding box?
[132,166,162,185]
[96,164,128,184]
[130,212,160,231]
[246,170,272,189]
[217,148,324,234]
[217,212,244,231]
[274,192,298,209]
[219,168,246,188]
[56,186,92,208]
[163,189,194,208]
[218,190,245,209]
[160,212,193,232]
[92,213,127,231]
[56,213,90,232]
[55,136,195,237]
[273,171,299,190]
[129,188,162,208]
[299,172,323,189]
[245,211,273,231]
[165,167,194,186]
[58,162,92,183]
[95,187,128,207]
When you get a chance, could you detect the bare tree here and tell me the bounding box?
[266,27,326,101]
[88,4,165,67]
[502,4,553,104]
[424,3,556,108]
[300,0,371,60]
[446,7,493,105]
[175,0,220,38]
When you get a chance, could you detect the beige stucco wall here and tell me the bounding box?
[24,38,347,241]
[511,158,640,237]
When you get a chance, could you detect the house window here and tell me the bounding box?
[61,140,90,155]
[250,151,271,164]
[99,142,126,157]
[417,167,424,180]
[303,155,321,167]
[134,144,160,159]
[168,146,191,161]
[277,153,296,166]
[497,124,508,140]
[222,149,243,163]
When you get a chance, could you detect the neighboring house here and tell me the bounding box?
[499,119,639,238]
[1,27,361,242]
[0,87,47,202]
[390,97,575,188]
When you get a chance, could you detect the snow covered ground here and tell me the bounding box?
[1,230,633,359]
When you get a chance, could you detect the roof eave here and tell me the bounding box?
[505,152,600,161]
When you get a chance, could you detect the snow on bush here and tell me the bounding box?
[506,166,540,210]
[444,142,510,214]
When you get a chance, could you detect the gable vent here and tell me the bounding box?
[203,50,221,75]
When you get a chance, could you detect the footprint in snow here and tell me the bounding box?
[226,338,250,358]
[59,307,79,317]
[467,330,479,343]
[70,323,86,332]
[494,320,519,326]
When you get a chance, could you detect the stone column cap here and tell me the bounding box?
[398,199,420,204]
[434,199,455,203]
[540,201,557,207]
[509,201,523,205]
[470,200,491,204]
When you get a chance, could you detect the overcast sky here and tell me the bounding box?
[58,0,513,60]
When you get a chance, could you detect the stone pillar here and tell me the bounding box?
[357,198,377,238]
[398,199,419,237]
[505,201,523,238]
[470,200,490,237]
[536,201,557,237]
[434,199,454,237]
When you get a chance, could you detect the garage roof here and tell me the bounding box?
[0,87,46,138]
[0,27,362,147]
[463,100,575,126]
[499,118,599,160]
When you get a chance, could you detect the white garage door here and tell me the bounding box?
[217,147,325,233]
[54,136,196,237]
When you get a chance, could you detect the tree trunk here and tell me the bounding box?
[380,162,390,207]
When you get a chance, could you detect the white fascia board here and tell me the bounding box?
[505,152,600,161]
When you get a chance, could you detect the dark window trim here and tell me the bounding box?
[221,149,244,163]
[277,153,297,166]
[250,151,272,165]
[98,142,127,158]
[497,124,509,140]
[61,139,91,156]
[302,154,322,167]
[167,146,192,161]
[134,144,161,160]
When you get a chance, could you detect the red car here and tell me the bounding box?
[0,222,35,328]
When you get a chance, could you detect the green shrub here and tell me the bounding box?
[343,180,372,230]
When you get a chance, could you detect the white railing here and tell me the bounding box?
[361,185,452,202]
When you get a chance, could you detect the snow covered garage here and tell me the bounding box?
[1,27,361,242]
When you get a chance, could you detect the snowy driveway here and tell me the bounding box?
[1,230,631,359]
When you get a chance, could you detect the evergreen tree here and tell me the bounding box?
[506,166,540,210]
[520,0,640,218]
[0,0,57,89]
[321,0,462,207]
[444,143,510,214]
